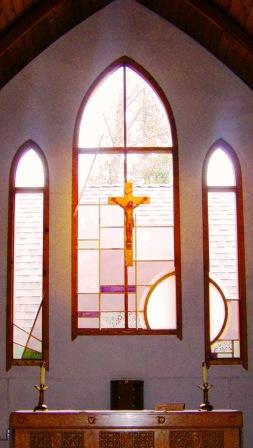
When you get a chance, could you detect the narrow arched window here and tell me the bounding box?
[7,141,49,370]
[202,140,247,368]
[72,57,181,337]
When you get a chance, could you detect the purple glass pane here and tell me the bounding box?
[100,285,136,293]
[78,311,99,318]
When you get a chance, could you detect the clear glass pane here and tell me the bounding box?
[208,192,238,300]
[101,312,125,328]
[15,149,44,187]
[126,67,172,147]
[13,193,43,343]
[78,154,124,202]
[233,340,240,358]
[78,68,124,147]
[78,240,99,249]
[211,340,232,355]
[207,148,235,186]
[127,153,173,186]
[145,274,176,329]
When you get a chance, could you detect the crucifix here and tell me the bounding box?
[108,181,150,266]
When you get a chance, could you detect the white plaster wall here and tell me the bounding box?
[0,0,252,446]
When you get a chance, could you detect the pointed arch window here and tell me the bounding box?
[72,57,181,337]
[7,141,49,369]
[203,140,247,368]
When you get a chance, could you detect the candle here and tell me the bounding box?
[202,362,208,384]
[40,362,46,385]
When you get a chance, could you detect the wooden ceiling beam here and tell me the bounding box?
[0,0,252,90]
[137,0,253,88]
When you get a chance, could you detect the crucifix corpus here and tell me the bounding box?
[108,181,150,266]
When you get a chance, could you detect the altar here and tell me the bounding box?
[10,409,242,447]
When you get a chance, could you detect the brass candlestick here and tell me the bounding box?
[33,384,48,411]
[198,382,213,411]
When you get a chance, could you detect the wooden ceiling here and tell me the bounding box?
[0,0,252,90]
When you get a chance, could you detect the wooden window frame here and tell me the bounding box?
[202,139,247,368]
[6,140,49,370]
[72,56,182,339]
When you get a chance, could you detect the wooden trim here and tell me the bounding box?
[71,149,78,340]
[72,57,182,337]
[6,140,49,370]
[76,147,173,154]
[202,139,248,368]
[76,328,179,336]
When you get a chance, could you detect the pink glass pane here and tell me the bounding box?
[101,294,124,311]
[78,317,99,328]
[78,294,99,312]
[136,226,174,261]
[137,260,174,285]
[78,205,99,239]
[78,250,99,293]
[100,227,124,249]
[100,249,124,285]
[100,204,124,227]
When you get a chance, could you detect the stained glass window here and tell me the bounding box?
[203,140,247,367]
[7,142,49,369]
[72,57,181,337]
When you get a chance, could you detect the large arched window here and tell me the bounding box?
[202,140,247,368]
[7,141,49,370]
[72,57,181,337]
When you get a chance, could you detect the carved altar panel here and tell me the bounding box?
[62,431,84,448]
[99,431,154,448]
[30,431,52,448]
[30,431,84,448]
[170,430,224,448]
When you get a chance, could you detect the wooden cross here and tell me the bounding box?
[108,181,150,266]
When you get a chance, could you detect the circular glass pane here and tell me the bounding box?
[146,274,176,330]
[209,281,227,342]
